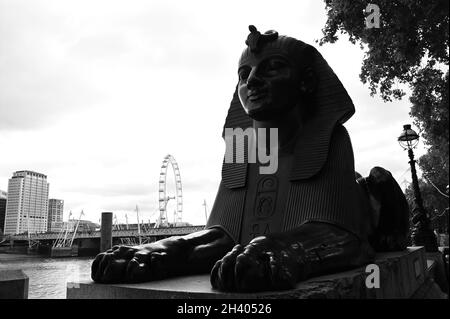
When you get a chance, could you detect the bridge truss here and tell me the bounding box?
[53,210,84,248]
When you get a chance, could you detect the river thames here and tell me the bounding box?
[0,253,94,299]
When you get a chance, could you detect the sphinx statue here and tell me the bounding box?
[91,26,410,292]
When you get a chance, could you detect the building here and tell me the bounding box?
[64,219,100,233]
[50,221,65,233]
[48,199,64,232]
[3,170,50,235]
[0,190,7,234]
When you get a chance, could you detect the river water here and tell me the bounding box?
[0,253,94,299]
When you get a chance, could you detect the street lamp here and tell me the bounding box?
[398,124,438,252]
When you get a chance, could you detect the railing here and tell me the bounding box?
[8,225,206,241]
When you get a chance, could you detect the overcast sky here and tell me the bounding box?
[0,0,425,226]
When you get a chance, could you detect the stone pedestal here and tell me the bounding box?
[0,270,29,299]
[67,247,446,299]
[425,251,449,293]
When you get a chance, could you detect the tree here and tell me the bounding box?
[411,68,449,187]
[319,0,448,100]
[405,180,448,233]
[319,0,449,220]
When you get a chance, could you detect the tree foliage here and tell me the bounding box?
[411,69,449,180]
[405,180,448,232]
[319,0,448,101]
[320,0,449,219]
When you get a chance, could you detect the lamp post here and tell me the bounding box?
[398,124,438,252]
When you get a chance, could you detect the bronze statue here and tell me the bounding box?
[91,26,409,292]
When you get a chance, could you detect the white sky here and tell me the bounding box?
[0,0,426,226]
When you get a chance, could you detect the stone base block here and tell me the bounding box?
[67,247,442,299]
[0,270,29,299]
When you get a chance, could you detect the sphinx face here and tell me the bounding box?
[237,54,301,121]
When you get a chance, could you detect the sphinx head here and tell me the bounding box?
[237,26,317,121]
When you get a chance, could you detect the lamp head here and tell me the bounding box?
[398,124,419,150]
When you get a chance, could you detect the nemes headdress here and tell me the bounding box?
[222,26,355,189]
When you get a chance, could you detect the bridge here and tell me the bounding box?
[7,226,206,241]
[1,156,211,256]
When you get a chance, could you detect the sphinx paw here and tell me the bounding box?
[91,245,138,283]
